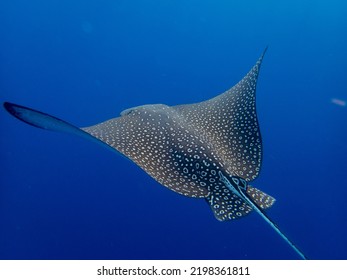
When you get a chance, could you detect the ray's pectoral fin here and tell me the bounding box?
[3,102,112,150]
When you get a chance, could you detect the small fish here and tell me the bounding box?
[3,48,307,259]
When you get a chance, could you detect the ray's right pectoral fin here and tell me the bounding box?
[246,185,276,210]
[3,102,112,150]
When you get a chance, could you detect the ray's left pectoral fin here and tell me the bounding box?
[3,102,113,151]
[246,185,276,210]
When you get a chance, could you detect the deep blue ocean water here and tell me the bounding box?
[1,0,346,260]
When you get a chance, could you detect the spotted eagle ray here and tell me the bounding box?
[3,48,307,259]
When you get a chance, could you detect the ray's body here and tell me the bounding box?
[3,48,307,259]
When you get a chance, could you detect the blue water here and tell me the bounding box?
[1,0,346,260]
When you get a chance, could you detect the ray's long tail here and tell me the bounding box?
[243,191,308,259]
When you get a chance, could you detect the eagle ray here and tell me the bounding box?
[3,48,307,259]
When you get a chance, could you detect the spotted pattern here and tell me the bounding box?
[82,50,273,221]
[246,185,276,210]
[205,181,253,221]
[174,56,263,181]
[206,182,275,221]
[83,104,224,197]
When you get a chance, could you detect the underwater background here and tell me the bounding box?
[0,0,346,260]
